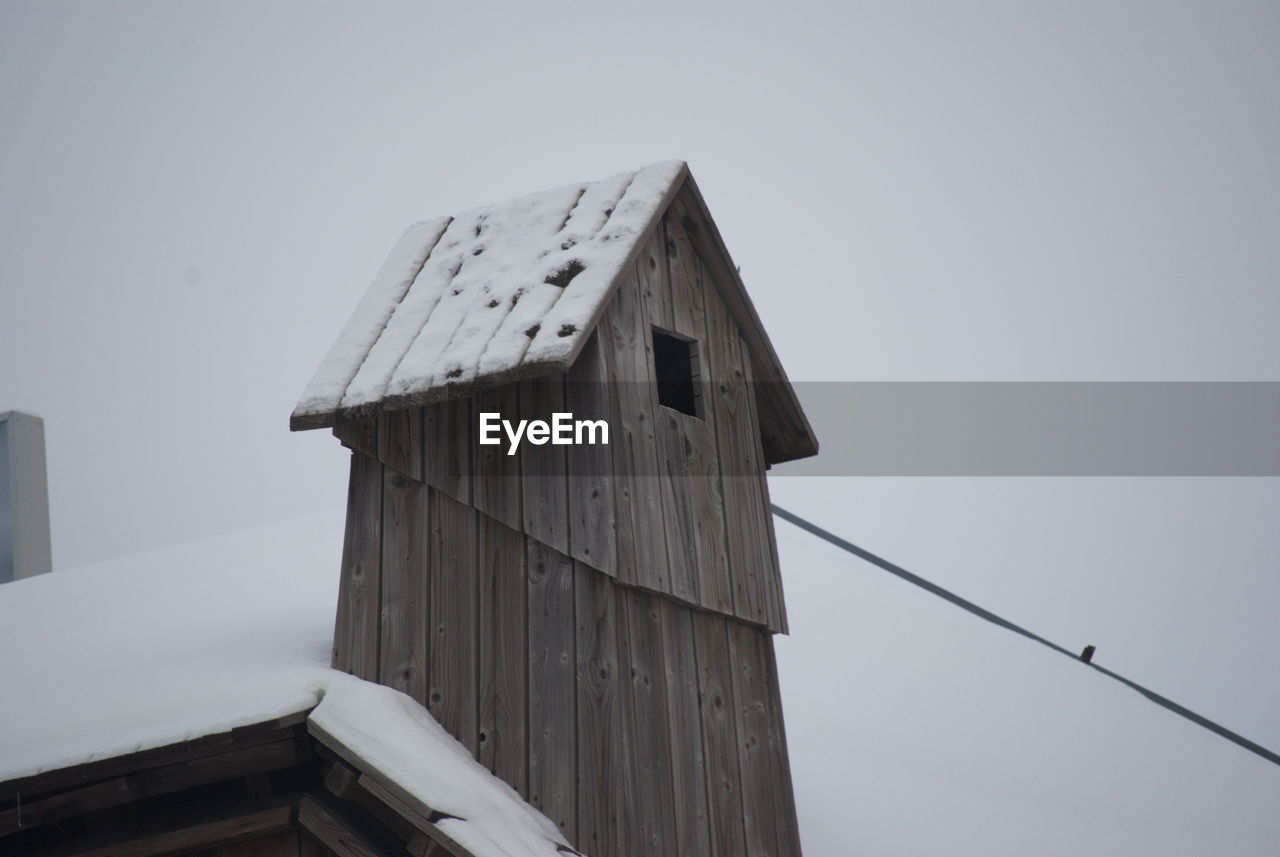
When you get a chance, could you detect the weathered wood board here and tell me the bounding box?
[333,452,382,680]
[472,383,522,532]
[333,418,378,460]
[565,331,617,577]
[658,599,712,856]
[428,488,478,753]
[423,399,471,505]
[526,538,577,841]
[692,612,747,857]
[520,376,570,556]
[379,471,428,704]
[703,270,769,627]
[728,621,780,857]
[617,589,676,856]
[573,562,621,857]
[477,513,528,795]
[604,262,670,592]
[379,408,423,482]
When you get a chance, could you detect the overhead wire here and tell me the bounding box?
[771,504,1280,770]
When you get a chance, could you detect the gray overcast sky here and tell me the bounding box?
[2,0,1278,849]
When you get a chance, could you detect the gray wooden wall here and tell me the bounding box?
[332,454,800,857]
[336,206,788,635]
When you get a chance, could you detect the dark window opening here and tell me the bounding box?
[653,328,702,418]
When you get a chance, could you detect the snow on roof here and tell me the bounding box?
[291,161,687,430]
[5,499,1277,854]
[0,510,572,857]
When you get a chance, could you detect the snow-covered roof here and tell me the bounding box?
[291,161,687,430]
[0,511,574,857]
[5,502,1276,854]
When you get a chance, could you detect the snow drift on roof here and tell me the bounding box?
[5,496,1278,854]
[291,161,686,429]
[0,510,574,857]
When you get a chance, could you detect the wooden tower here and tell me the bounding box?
[291,161,819,857]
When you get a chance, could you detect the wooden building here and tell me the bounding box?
[291,160,818,857]
[0,161,817,857]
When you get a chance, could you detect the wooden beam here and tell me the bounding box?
[322,760,362,802]
[45,799,295,857]
[0,738,300,835]
[356,776,476,857]
[306,720,475,857]
[0,714,307,805]
[298,795,392,857]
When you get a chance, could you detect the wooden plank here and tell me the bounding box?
[356,776,478,857]
[565,331,617,577]
[691,613,746,857]
[428,488,478,754]
[54,800,295,857]
[0,715,307,805]
[603,266,669,591]
[573,562,620,857]
[665,224,735,616]
[379,471,429,705]
[686,410,734,617]
[526,539,576,841]
[636,219,673,331]
[739,337,788,634]
[653,405,700,605]
[664,208,705,342]
[658,600,712,857]
[639,224,700,603]
[333,452,382,679]
[668,179,818,465]
[727,622,779,857]
[297,795,389,857]
[377,408,423,482]
[471,383,522,532]
[305,721,482,857]
[763,635,802,857]
[703,280,769,627]
[0,739,299,835]
[519,376,569,556]
[423,399,472,505]
[323,760,362,802]
[333,418,378,460]
[477,513,528,795]
[617,589,676,856]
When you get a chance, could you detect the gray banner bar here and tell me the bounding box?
[772,382,1280,476]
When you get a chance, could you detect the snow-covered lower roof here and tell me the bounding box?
[291,161,686,430]
[4,503,1277,855]
[0,511,572,857]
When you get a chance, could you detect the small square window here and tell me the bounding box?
[652,328,702,418]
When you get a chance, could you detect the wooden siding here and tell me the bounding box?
[337,206,787,635]
[332,456,801,855]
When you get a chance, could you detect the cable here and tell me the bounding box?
[771,503,1280,770]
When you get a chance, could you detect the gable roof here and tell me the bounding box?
[290,161,818,464]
